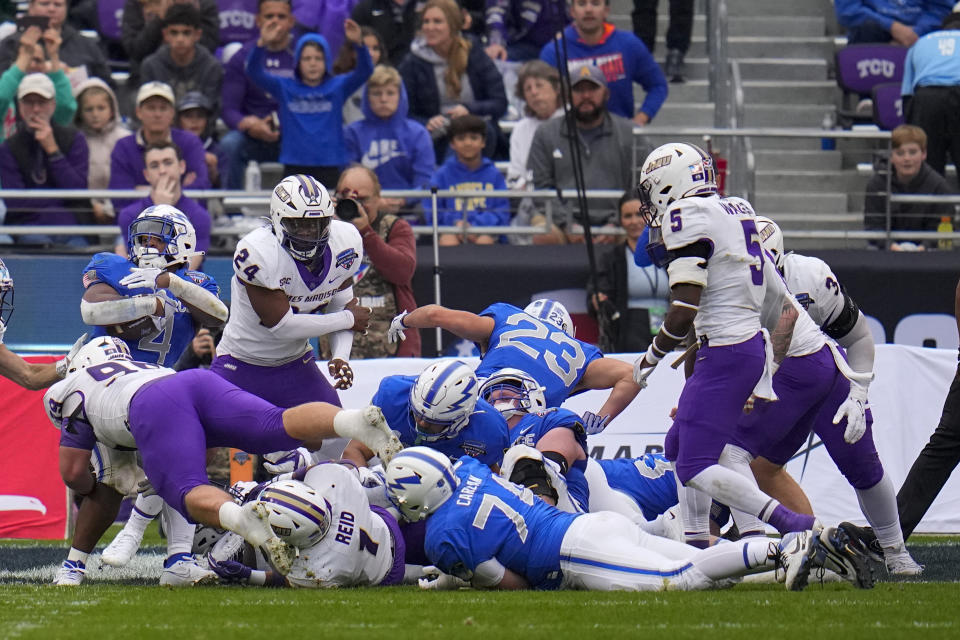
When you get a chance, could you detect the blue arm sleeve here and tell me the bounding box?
[245,45,284,97]
[631,39,668,120]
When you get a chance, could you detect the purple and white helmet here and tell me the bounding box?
[67,336,132,375]
[257,479,332,548]
[269,174,335,262]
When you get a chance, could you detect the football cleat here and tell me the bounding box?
[776,530,817,591]
[244,501,294,575]
[837,521,882,562]
[884,546,924,576]
[53,559,86,586]
[101,527,145,567]
[816,526,874,589]
[160,556,219,587]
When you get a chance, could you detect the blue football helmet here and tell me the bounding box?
[384,447,458,522]
[128,205,200,269]
[479,368,547,419]
[0,257,14,330]
[409,360,479,442]
[524,299,575,337]
[270,174,335,262]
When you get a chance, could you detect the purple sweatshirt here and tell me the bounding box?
[0,129,89,226]
[108,128,210,209]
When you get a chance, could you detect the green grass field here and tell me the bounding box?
[2,527,959,640]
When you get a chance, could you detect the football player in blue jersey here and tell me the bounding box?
[480,368,679,529]
[388,299,641,432]
[384,447,872,592]
[65,205,229,586]
[342,360,511,469]
[0,258,86,389]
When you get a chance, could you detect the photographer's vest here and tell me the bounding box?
[321,213,400,358]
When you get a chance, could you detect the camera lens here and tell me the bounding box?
[336,198,360,221]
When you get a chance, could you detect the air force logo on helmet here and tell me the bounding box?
[384,447,458,522]
[128,204,200,269]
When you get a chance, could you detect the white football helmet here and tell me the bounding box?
[68,336,132,374]
[270,174,335,262]
[637,142,717,226]
[409,360,479,442]
[0,257,14,329]
[257,479,332,548]
[754,215,785,270]
[479,368,547,419]
[384,447,458,522]
[524,299,574,337]
[128,205,200,269]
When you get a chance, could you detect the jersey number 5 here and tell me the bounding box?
[740,219,765,286]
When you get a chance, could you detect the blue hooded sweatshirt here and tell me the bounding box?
[344,81,436,193]
[246,33,372,167]
[424,155,510,230]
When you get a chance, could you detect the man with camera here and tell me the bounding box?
[0,0,112,87]
[333,165,420,358]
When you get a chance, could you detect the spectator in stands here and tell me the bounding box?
[141,2,225,118]
[424,114,510,245]
[219,0,296,191]
[121,0,219,87]
[902,9,960,185]
[0,24,75,142]
[0,0,111,89]
[74,78,130,224]
[399,0,508,163]
[331,165,421,357]
[506,60,561,190]
[114,140,210,269]
[632,0,693,83]
[351,0,420,64]
[246,19,372,187]
[176,91,225,189]
[588,191,669,352]
[0,73,88,247]
[506,60,564,245]
[344,65,435,217]
[109,81,210,211]
[335,26,387,125]
[484,0,568,62]
[527,65,636,241]
[540,0,667,126]
[864,124,953,250]
[835,0,953,46]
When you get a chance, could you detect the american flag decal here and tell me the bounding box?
[82,270,98,288]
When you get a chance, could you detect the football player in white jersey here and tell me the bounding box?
[211,174,370,462]
[724,214,921,575]
[44,336,402,585]
[0,258,85,389]
[206,464,409,588]
[630,143,821,540]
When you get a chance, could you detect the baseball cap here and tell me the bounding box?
[177,91,213,113]
[136,81,175,107]
[571,65,607,89]
[17,73,55,100]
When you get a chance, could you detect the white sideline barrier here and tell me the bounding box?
[333,344,960,533]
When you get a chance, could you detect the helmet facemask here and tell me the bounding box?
[128,208,198,270]
[0,259,14,330]
[279,216,331,262]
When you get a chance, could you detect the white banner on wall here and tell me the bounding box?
[334,344,960,533]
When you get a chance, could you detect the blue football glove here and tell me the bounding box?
[581,411,611,435]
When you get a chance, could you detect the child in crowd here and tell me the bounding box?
[864,124,953,250]
[74,78,130,224]
[176,91,226,189]
[344,65,435,218]
[246,18,372,187]
[424,114,510,245]
[334,26,387,125]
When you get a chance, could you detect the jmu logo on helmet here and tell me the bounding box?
[644,155,672,174]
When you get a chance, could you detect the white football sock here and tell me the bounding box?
[162,502,196,557]
[718,444,768,534]
[692,538,775,580]
[688,464,780,521]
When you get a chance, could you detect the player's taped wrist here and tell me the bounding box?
[80,296,158,325]
[165,275,228,322]
[644,341,665,365]
[268,307,354,340]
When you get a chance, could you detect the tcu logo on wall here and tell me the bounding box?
[857,58,897,79]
